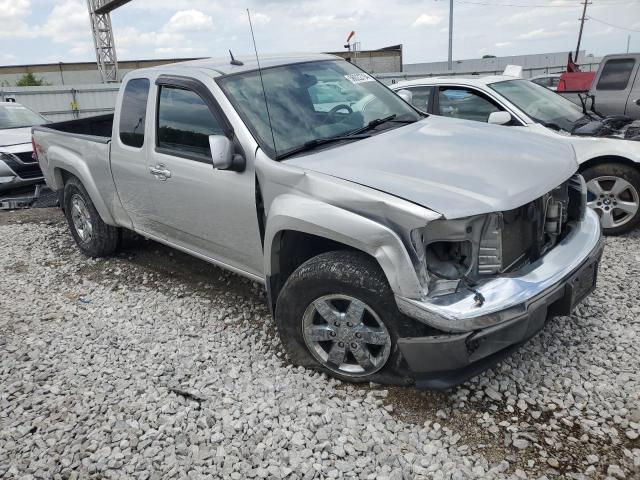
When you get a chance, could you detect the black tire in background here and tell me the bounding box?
[275,250,418,386]
[63,176,120,257]
[582,162,640,236]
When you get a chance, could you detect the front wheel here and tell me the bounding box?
[582,163,640,235]
[275,250,413,385]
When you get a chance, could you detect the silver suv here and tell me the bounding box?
[33,54,604,389]
[0,102,47,192]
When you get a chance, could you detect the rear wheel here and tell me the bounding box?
[275,250,413,385]
[63,177,119,257]
[582,163,640,235]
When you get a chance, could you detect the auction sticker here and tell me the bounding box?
[344,73,375,84]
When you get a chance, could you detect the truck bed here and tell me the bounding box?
[32,115,118,225]
[36,114,114,140]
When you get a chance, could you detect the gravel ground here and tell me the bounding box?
[0,208,638,480]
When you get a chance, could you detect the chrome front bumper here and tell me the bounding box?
[396,208,604,333]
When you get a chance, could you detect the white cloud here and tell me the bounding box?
[495,42,511,48]
[0,0,33,38]
[515,28,565,40]
[0,0,30,20]
[41,0,90,43]
[164,10,213,33]
[412,14,442,28]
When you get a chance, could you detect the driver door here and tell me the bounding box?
[144,78,263,277]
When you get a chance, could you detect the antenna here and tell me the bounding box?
[229,50,244,66]
[247,9,278,158]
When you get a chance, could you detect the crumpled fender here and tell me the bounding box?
[264,193,425,299]
[47,144,117,226]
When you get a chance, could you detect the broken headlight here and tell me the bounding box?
[411,214,495,293]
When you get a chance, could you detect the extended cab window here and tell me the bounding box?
[119,79,150,148]
[597,59,636,90]
[157,86,224,159]
[438,87,502,123]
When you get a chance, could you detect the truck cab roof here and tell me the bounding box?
[139,53,340,78]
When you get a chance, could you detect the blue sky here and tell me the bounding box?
[0,0,639,66]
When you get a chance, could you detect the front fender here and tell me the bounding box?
[570,136,640,166]
[264,193,425,299]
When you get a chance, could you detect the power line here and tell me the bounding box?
[456,0,635,6]
[587,15,640,32]
[455,0,579,7]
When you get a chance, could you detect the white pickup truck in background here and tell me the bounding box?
[32,54,603,389]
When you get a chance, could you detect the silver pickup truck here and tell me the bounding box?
[33,54,604,389]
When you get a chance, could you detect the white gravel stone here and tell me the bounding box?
[1,212,638,480]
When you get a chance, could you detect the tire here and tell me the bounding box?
[582,162,640,235]
[63,177,120,257]
[275,250,417,386]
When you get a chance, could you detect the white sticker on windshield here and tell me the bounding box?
[344,73,375,84]
[4,106,27,110]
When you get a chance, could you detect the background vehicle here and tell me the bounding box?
[530,73,561,91]
[0,101,48,192]
[33,54,602,389]
[394,76,640,235]
[557,53,640,119]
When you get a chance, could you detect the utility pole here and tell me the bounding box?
[448,0,454,71]
[575,0,591,64]
[627,34,631,53]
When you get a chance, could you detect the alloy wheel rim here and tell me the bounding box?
[70,194,93,243]
[587,176,639,229]
[302,294,391,377]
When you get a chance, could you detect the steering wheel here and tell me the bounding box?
[322,104,353,125]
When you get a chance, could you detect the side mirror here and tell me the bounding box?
[209,135,245,172]
[396,89,413,104]
[487,111,512,125]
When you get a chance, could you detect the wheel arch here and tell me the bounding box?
[579,155,640,173]
[53,165,116,225]
[264,194,424,313]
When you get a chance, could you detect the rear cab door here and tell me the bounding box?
[110,77,157,232]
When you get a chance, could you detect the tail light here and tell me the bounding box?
[32,137,38,161]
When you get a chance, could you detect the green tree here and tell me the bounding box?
[15,73,48,87]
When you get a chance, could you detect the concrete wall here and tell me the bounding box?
[403,51,601,78]
[0,84,120,122]
[331,49,403,74]
[0,58,200,87]
[0,49,403,87]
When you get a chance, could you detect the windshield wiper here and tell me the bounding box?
[349,114,416,136]
[277,134,372,160]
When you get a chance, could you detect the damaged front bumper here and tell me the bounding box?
[395,208,604,390]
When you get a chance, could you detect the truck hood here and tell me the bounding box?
[0,127,32,148]
[286,115,578,219]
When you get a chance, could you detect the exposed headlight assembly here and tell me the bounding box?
[412,214,497,295]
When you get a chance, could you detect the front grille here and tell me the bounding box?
[15,151,37,164]
[480,175,584,275]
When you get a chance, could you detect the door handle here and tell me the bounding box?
[149,164,171,181]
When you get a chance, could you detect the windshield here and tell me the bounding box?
[217,60,421,159]
[489,79,585,131]
[0,104,47,130]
